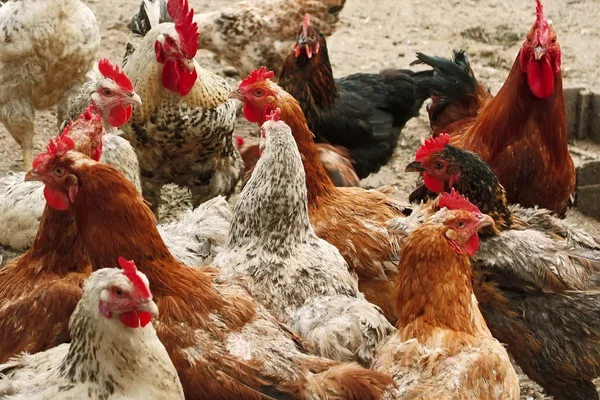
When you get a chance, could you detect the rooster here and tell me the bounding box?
[231,67,412,323]
[0,258,184,400]
[24,133,395,399]
[373,192,519,399]
[404,135,600,400]
[214,109,393,366]
[121,0,243,218]
[278,14,431,179]
[129,0,346,78]
[412,0,574,216]
[0,0,100,169]
[235,135,360,187]
[0,108,101,364]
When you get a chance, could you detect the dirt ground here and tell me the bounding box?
[1,0,600,398]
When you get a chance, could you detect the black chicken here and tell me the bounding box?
[279,14,431,179]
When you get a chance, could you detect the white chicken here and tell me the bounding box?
[213,110,393,366]
[0,0,100,169]
[0,257,184,400]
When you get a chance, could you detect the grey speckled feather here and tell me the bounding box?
[213,119,393,366]
[0,268,183,400]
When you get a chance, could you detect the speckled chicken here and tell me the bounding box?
[214,110,393,366]
[0,258,184,400]
[129,0,346,78]
[405,135,600,400]
[22,132,395,399]
[0,0,100,169]
[121,0,242,218]
[373,192,519,400]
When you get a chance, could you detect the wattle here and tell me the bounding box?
[243,103,266,124]
[423,174,445,193]
[119,310,153,328]
[161,60,197,96]
[527,58,555,99]
[465,233,480,257]
[107,104,133,127]
[43,185,70,211]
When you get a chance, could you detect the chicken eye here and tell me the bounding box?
[433,161,444,169]
[167,36,177,46]
[254,89,265,97]
[456,220,466,229]
[112,287,125,297]
[102,89,112,96]
[54,167,65,177]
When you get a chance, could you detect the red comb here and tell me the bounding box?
[81,105,101,121]
[234,136,245,149]
[415,133,451,161]
[97,58,134,92]
[438,188,481,214]
[534,0,549,45]
[240,67,275,89]
[168,0,199,59]
[32,128,76,170]
[118,257,151,299]
[265,108,281,122]
[302,14,311,36]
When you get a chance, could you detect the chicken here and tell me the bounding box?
[231,67,412,324]
[0,0,100,169]
[278,14,431,179]
[214,110,393,366]
[121,0,243,218]
[0,258,184,400]
[373,193,519,399]
[412,0,574,216]
[59,58,143,193]
[405,135,600,400]
[0,108,102,364]
[129,0,346,78]
[24,134,395,399]
[235,135,359,187]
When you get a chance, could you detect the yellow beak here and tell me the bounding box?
[24,170,43,182]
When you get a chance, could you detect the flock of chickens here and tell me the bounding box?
[0,0,597,399]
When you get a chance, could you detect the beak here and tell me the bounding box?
[476,213,495,231]
[137,299,159,317]
[405,161,426,173]
[24,170,43,182]
[125,92,143,106]
[297,36,308,47]
[229,89,244,101]
[534,46,547,60]
[184,58,195,73]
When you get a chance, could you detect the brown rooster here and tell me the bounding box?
[231,67,412,323]
[373,192,519,399]
[413,0,574,216]
[0,107,102,364]
[24,134,396,399]
[405,135,600,400]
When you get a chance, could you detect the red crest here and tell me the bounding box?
[168,0,199,59]
[438,188,481,214]
[240,67,275,89]
[415,133,451,161]
[32,128,75,171]
[98,58,134,92]
[118,257,151,299]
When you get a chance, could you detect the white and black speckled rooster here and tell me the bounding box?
[0,258,184,400]
[121,0,242,218]
[0,0,100,170]
[213,109,394,366]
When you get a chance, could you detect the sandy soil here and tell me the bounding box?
[1,0,599,398]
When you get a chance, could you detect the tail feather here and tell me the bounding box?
[130,0,171,37]
[308,363,395,400]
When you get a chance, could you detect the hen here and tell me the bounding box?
[121,0,243,217]
[235,135,360,187]
[214,110,393,366]
[373,193,519,399]
[231,67,412,323]
[0,108,101,364]
[0,258,184,400]
[412,0,574,216]
[406,135,600,400]
[129,0,346,78]
[0,0,100,169]
[24,134,395,399]
[278,15,431,179]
